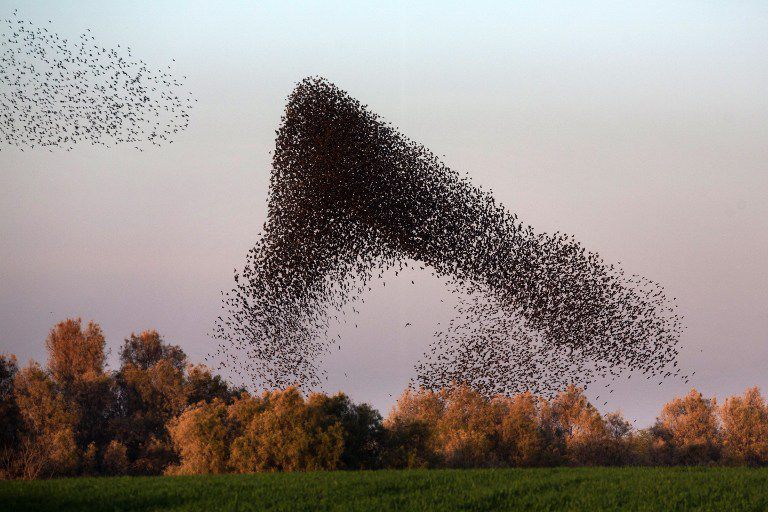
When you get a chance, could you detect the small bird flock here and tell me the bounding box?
[210,77,687,396]
[1,10,193,151]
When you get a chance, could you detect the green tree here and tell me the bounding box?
[0,354,20,452]
[120,330,186,372]
[186,364,241,406]
[307,392,384,469]
[112,331,189,475]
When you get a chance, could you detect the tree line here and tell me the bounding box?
[1,318,767,479]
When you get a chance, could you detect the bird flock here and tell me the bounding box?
[1,10,193,151]
[212,77,687,397]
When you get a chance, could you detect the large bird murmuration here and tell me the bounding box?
[213,77,685,396]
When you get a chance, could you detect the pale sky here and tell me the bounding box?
[1,1,767,426]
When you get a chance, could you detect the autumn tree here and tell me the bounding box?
[383,388,444,468]
[3,318,114,478]
[11,317,768,477]
[226,391,265,428]
[493,392,546,467]
[548,385,609,465]
[13,362,79,478]
[656,389,720,464]
[42,318,120,472]
[102,440,130,475]
[434,385,497,468]
[111,330,239,475]
[0,354,21,478]
[228,388,344,472]
[720,387,768,465]
[45,319,106,386]
[166,399,233,475]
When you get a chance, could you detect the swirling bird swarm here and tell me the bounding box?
[1,10,193,151]
[213,77,685,396]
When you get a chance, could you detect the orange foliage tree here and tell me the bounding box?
[493,392,547,467]
[228,388,345,472]
[548,385,611,465]
[656,389,721,464]
[720,387,768,465]
[45,318,106,386]
[166,398,233,475]
[383,387,444,468]
[433,385,497,468]
[13,362,79,478]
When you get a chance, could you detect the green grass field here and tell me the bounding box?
[2,467,768,511]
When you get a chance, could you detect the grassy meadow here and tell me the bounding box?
[2,467,768,512]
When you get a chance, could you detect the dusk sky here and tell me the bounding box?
[2,1,767,426]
